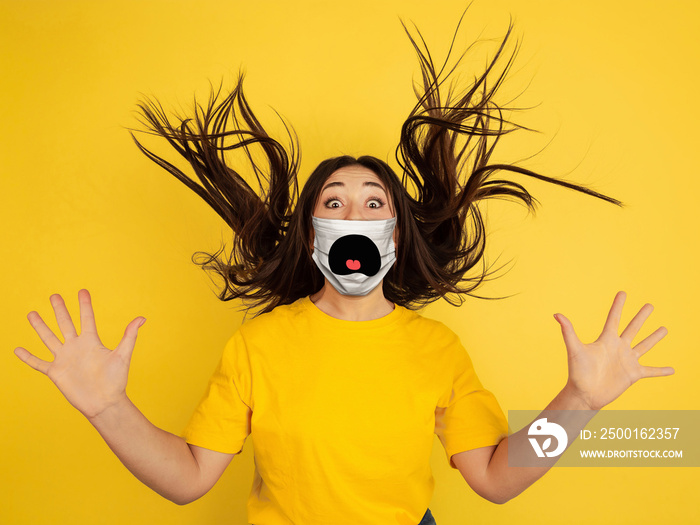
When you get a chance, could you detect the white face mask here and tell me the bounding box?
[311,216,397,296]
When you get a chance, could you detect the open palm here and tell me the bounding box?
[14,289,146,419]
[555,291,673,411]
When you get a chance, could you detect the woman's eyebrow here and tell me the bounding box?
[321,181,387,193]
[363,181,387,193]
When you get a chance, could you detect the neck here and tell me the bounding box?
[309,281,395,321]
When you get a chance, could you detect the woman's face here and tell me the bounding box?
[312,165,395,220]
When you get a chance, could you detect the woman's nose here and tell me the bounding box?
[345,201,364,220]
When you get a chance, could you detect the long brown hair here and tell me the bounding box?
[131,9,622,316]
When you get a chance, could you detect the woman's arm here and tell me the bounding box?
[14,289,234,504]
[87,396,234,504]
[452,291,673,504]
[452,386,594,504]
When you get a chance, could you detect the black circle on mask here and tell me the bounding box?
[328,234,381,276]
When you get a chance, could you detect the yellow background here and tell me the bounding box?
[2,0,698,523]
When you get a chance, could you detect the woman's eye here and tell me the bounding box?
[325,198,342,208]
[367,199,384,209]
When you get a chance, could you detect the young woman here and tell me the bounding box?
[14,11,673,525]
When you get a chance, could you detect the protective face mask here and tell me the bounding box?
[311,216,397,296]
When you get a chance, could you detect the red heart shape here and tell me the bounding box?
[346,259,361,270]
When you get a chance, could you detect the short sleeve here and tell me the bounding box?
[181,330,252,455]
[434,336,509,468]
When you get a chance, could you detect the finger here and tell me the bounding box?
[554,313,582,351]
[49,293,78,340]
[115,317,146,363]
[600,290,626,338]
[640,365,675,378]
[27,311,63,355]
[633,326,669,357]
[620,303,654,343]
[14,347,51,375]
[79,289,99,338]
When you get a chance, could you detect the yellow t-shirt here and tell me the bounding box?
[182,296,508,525]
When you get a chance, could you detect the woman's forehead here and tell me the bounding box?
[323,166,385,189]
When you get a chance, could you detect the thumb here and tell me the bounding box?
[116,317,146,361]
[554,313,581,351]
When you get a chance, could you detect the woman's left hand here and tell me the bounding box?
[554,291,673,411]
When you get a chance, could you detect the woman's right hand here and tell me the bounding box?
[14,289,146,419]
